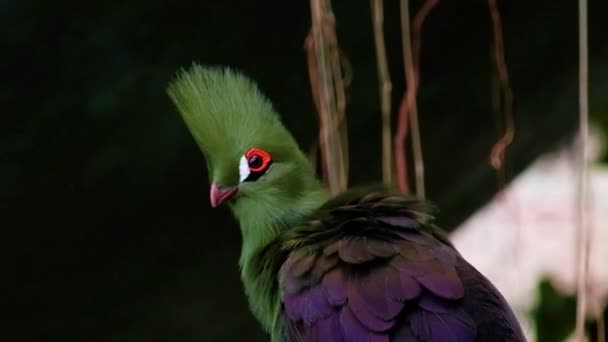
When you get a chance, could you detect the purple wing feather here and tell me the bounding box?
[340,305,389,342]
[321,267,348,306]
[279,194,478,341]
[354,266,404,321]
[348,271,397,331]
[313,314,344,342]
[407,294,476,341]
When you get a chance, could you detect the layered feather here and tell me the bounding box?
[276,191,525,342]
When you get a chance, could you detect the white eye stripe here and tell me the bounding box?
[239,155,250,182]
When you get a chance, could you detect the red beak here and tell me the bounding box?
[210,183,239,208]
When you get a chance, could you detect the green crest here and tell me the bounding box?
[167,63,296,184]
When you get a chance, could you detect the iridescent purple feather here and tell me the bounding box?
[279,192,525,342]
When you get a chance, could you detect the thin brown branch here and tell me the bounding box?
[412,0,439,68]
[305,31,327,182]
[575,0,590,339]
[394,0,414,195]
[395,0,436,198]
[488,0,515,172]
[305,32,351,179]
[371,0,393,186]
[397,0,418,195]
[409,0,437,199]
[328,21,349,186]
[307,0,349,195]
[395,95,412,193]
[305,32,323,115]
[597,311,605,342]
[491,64,507,189]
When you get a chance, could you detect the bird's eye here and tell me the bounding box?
[248,154,263,170]
[239,147,273,182]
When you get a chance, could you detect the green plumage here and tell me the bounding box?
[167,64,328,339]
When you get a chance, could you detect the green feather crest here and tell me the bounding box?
[167,64,292,164]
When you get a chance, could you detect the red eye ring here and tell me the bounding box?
[245,148,272,173]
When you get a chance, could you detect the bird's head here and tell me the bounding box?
[167,64,324,217]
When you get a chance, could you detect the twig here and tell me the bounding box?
[412,0,439,68]
[396,0,418,195]
[329,18,349,187]
[307,0,349,195]
[409,0,437,198]
[371,0,393,186]
[597,306,605,342]
[305,32,326,181]
[395,95,412,193]
[574,0,590,340]
[491,64,507,188]
[395,0,436,198]
[486,0,523,300]
[488,0,515,172]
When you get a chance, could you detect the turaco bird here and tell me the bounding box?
[167,64,526,342]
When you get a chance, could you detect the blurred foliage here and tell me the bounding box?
[533,279,576,342]
[592,116,608,164]
[533,278,607,342]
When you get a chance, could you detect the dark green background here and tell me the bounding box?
[2,0,607,341]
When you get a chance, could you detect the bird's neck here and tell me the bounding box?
[231,179,328,336]
[234,180,328,266]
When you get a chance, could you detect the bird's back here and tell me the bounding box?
[276,189,526,342]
